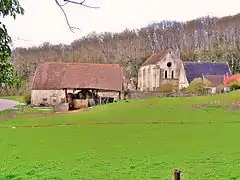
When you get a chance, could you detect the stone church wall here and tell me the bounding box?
[137,50,190,92]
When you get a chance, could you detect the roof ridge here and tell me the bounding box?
[184,61,228,64]
[44,62,120,65]
[32,62,123,91]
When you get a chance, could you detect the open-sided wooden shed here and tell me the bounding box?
[31,62,124,108]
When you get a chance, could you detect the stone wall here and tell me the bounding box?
[178,62,189,89]
[129,91,196,99]
[31,89,121,107]
[31,89,71,107]
[158,79,179,92]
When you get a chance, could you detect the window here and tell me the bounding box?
[167,62,172,68]
[148,68,151,87]
[152,70,156,88]
[143,69,146,87]
[165,70,168,78]
[171,71,174,79]
[143,69,146,78]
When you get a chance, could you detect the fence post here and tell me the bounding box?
[173,169,181,180]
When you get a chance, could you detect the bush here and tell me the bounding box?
[216,84,224,93]
[180,87,189,93]
[0,87,26,96]
[187,78,211,95]
[229,82,240,91]
[24,92,31,105]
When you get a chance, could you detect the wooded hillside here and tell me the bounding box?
[12,13,240,87]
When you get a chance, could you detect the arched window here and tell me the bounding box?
[165,70,168,78]
[152,67,156,88]
[143,69,146,87]
[171,70,174,79]
[148,68,151,88]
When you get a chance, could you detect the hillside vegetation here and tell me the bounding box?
[1,92,240,179]
[6,13,240,96]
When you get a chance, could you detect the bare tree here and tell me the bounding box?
[11,12,240,93]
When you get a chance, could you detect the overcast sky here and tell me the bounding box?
[3,0,240,48]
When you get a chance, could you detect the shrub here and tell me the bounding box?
[229,82,240,91]
[187,78,211,95]
[123,89,131,99]
[216,84,224,93]
[180,87,189,93]
[223,73,240,86]
[0,87,26,96]
[24,92,31,105]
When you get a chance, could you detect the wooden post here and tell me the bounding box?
[95,89,99,105]
[64,88,68,103]
[118,91,121,100]
[173,169,181,180]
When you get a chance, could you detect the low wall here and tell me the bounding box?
[31,89,121,107]
[128,91,197,99]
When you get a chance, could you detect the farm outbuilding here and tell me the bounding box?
[202,74,225,93]
[31,62,124,110]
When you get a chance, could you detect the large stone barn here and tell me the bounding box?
[138,48,231,92]
[31,62,123,108]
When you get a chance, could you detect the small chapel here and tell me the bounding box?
[137,48,231,92]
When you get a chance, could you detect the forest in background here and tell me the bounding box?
[8,13,240,94]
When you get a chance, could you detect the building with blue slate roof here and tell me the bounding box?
[183,62,231,83]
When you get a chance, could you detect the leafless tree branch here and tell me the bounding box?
[63,0,100,9]
[55,0,81,33]
[55,0,99,33]
[60,1,69,6]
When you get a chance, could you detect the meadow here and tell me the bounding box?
[1,92,240,179]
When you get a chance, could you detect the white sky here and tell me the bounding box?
[3,0,240,48]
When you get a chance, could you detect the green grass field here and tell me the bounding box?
[1,92,240,179]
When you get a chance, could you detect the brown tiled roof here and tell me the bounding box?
[141,49,170,67]
[202,74,224,87]
[31,62,123,91]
